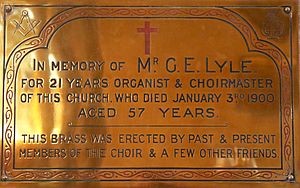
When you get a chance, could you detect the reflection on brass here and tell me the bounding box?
[0,1,298,184]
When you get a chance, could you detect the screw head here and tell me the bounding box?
[287,174,294,181]
[284,6,291,14]
[5,5,12,14]
[2,175,7,181]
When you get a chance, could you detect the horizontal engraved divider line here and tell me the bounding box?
[67,123,229,128]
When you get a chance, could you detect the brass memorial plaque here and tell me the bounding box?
[0,0,299,186]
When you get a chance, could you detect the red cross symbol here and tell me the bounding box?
[137,21,158,55]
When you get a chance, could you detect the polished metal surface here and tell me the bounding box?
[0,0,299,187]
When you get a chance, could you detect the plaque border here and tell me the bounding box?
[1,6,294,181]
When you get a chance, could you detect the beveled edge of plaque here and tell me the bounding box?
[0,0,298,184]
